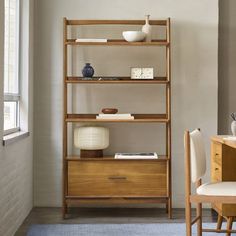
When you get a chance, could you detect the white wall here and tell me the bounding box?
[0,0,34,235]
[218,0,236,134]
[34,0,218,208]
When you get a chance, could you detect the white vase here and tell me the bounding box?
[142,15,152,42]
[231,121,236,136]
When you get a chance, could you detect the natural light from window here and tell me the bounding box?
[4,0,20,134]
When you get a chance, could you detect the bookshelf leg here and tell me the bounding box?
[168,198,172,219]
[62,203,68,219]
[166,203,168,213]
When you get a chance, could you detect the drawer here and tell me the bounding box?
[211,162,222,182]
[212,142,222,165]
[68,160,167,197]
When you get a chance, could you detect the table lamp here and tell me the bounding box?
[74,126,109,158]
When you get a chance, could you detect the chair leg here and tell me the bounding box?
[216,214,223,230]
[226,217,233,236]
[196,203,202,236]
[185,201,192,236]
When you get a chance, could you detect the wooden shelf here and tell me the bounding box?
[66,155,168,161]
[66,114,169,123]
[65,196,168,205]
[66,39,169,46]
[66,76,169,84]
[66,19,168,26]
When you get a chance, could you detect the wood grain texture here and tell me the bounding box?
[66,19,168,26]
[166,17,172,219]
[211,136,236,149]
[211,139,236,217]
[66,39,169,46]
[63,18,172,217]
[66,155,168,161]
[66,114,169,123]
[66,76,169,84]
[68,161,167,197]
[63,17,68,218]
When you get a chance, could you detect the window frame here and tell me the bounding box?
[3,0,21,136]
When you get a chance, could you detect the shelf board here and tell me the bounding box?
[66,155,168,161]
[65,114,169,123]
[66,19,168,26]
[65,196,168,205]
[66,39,169,46]
[66,76,169,84]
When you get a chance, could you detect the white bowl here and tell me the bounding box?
[122,31,146,42]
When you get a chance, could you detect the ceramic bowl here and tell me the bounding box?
[102,108,118,114]
[122,31,146,42]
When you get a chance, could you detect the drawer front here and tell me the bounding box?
[212,142,222,166]
[68,161,167,197]
[211,141,222,182]
[211,162,222,182]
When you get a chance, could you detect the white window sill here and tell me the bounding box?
[2,131,30,146]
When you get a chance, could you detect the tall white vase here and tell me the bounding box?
[231,121,236,136]
[142,15,152,42]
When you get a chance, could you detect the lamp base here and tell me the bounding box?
[80,149,103,158]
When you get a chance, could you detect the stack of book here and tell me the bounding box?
[96,114,134,120]
[114,152,158,159]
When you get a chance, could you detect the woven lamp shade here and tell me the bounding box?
[74,126,109,150]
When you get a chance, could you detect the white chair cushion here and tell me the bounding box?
[189,129,206,183]
[197,182,236,196]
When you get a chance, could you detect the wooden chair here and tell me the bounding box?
[184,129,236,236]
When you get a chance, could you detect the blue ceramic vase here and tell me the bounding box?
[82,63,94,78]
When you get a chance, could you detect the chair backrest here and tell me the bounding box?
[185,129,206,183]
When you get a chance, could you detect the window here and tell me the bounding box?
[4,0,20,135]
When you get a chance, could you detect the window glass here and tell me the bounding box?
[4,0,20,134]
[4,101,18,131]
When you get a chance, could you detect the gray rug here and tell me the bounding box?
[27,223,236,236]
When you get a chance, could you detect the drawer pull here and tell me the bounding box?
[215,153,219,156]
[215,168,219,171]
[108,176,127,180]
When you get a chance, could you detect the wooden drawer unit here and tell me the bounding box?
[211,140,236,216]
[68,160,167,198]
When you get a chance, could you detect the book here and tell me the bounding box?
[96,114,134,120]
[75,38,108,43]
[96,116,134,120]
[98,114,132,117]
[114,152,158,159]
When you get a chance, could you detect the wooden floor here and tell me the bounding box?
[15,207,219,235]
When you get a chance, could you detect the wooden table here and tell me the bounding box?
[211,135,236,232]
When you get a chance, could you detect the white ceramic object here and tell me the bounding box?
[122,31,146,42]
[74,126,109,150]
[142,15,152,42]
[231,121,236,136]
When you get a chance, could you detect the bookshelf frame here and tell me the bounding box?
[63,18,172,218]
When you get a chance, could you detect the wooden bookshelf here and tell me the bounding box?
[63,18,172,219]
